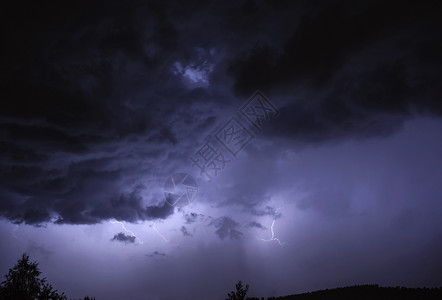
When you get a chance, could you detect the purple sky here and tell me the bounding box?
[1,0,442,299]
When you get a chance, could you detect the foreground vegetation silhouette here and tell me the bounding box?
[226,280,249,300]
[0,253,95,300]
[2,256,441,300]
[229,281,442,300]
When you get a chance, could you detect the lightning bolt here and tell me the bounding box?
[110,220,143,245]
[258,202,299,246]
[150,223,169,242]
[259,218,284,246]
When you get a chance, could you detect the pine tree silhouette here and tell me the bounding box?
[226,280,249,300]
[0,253,95,300]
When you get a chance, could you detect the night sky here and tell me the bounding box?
[1,1,442,299]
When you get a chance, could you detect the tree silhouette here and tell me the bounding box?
[0,253,95,300]
[0,253,66,300]
[226,280,249,300]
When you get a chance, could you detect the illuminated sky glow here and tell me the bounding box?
[1,1,442,299]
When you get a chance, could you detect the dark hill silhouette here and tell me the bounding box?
[228,281,442,300]
[267,284,442,300]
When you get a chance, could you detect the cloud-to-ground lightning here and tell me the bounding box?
[150,223,169,242]
[110,220,143,244]
[257,203,295,246]
[259,218,285,246]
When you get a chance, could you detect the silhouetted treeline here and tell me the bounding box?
[0,253,95,300]
[227,281,249,300]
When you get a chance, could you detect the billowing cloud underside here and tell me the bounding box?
[1,0,441,225]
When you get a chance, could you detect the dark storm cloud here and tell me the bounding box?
[0,163,174,225]
[111,232,136,244]
[210,217,243,240]
[246,221,266,230]
[1,0,234,226]
[144,202,175,220]
[229,0,442,143]
[0,141,48,163]
[230,0,442,94]
[1,0,442,230]
[53,185,174,224]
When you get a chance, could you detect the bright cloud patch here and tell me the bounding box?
[172,48,215,87]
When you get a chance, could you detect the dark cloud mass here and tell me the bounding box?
[1,0,442,299]
[1,0,441,226]
[230,0,442,144]
[247,221,266,230]
[0,0,441,226]
[111,232,136,244]
[210,217,243,240]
